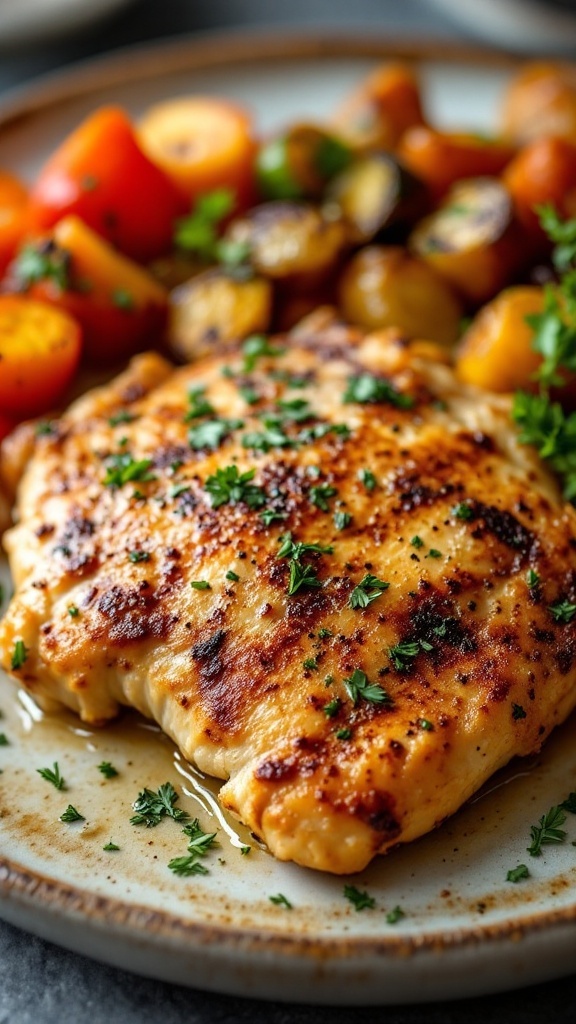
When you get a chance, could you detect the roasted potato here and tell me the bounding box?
[503,136,576,245]
[502,62,576,145]
[326,152,426,244]
[331,62,425,151]
[455,286,544,392]
[339,245,462,347]
[256,123,352,201]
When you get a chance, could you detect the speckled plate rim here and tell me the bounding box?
[1,29,576,1005]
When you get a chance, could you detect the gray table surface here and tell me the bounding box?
[1,1,576,1021]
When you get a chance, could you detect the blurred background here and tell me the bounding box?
[2,0,576,101]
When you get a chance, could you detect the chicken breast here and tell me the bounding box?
[2,311,576,875]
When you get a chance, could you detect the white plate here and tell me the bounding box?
[1,34,576,1007]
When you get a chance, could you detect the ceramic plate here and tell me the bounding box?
[1,34,576,1007]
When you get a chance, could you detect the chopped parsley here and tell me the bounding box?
[242,333,284,373]
[527,804,567,857]
[410,536,424,549]
[507,864,530,883]
[190,580,211,591]
[309,483,337,511]
[343,668,390,706]
[103,453,155,488]
[67,605,79,618]
[348,573,389,609]
[334,511,352,530]
[226,570,240,582]
[276,532,333,560]
[386,906,405,925]
[184,386,215,421]
[188,418,243,450]
[357,468,377,491]
[108,410,135,427]
[324,698,341,718]
[527,569,541,590]
[549,599,576,623]
[343,374,413,409]
[336,727,353,740]
[112,287,134,311]
[130,782,189,828]
[98,761,119,779]
[60,805,85,823]
[287,560,322,596]
[452,501,475,520]
[260,508,288,526]
[318,627,332,639]
[417,718,434,731]
[343,884,375,911]
[173,187,235,261]
[128,550,150,563]
[168,818,218,876]
[303,657,318,671]
[426,548,442,559]
[561,792,576,813]
[0,734,8,746]
[269,893,293,909]
[388,640,421,671]
[13,241,70,292]
[103,841,120,851]
[37,762,65,789]
[204,466,266,509]
[11,640,28,671]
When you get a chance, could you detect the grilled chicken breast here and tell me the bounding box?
[2,311,576,874]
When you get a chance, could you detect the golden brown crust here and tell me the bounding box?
[1,319,576,873]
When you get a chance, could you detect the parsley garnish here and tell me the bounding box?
[242,334,284,372]
[287,560,322,596]
[168,818,218,876]
[549,599,576,623]
[188,417,243,450]
[11,640,28,671]
[68,605,79,618]
[309,483,337,511]
[452,501,475,520]
[427,548,442,559]
[348,573,389,609]
[0,734,9,746]
[411,536,424,549]
[334,511,352,530]
[269,893,293,909]
[37,762,65,789]
[130,782,189,828]
[336,727,353,740]
[13,241,70,292]
[343,668,390,706]
[98,761,118,779]
[259,509,288,526]
[103,453,155,488]
[303,657,318,671]
[276,532,333,560]
[318,627,332,639]
[103,841,120,851]
[108,410,135,427]
[184,386,215,421]
[386,906,405,924]
[507,864,530,883]
[527,569,541,590]
[388,640,421,671]
[226,570,240,582]
[324,697,341,718]
[190,580,211,591]
[204,466,266,509]
[343,884,375,911]
[128,550,150,563]
[343,374,413,409]
[60,805,85,823]
[561,792,576,813]
[527,804,567,856]
[112,287,134,311]
[174,188,235,261]
[417,718,434,731]
[358,468,377,491]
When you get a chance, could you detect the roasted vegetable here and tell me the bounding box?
[398,127,515,199]
[503,136,576,246]
[331,62,425,151]
[409,177,525,304]
[168,268,272,361]
[339,245,462,347]
[224,201,346,282]
[0,295,81,417]
[0,414,14,443]
[326,152,426,244]
[138,96,256,210]
[502,62,576,145]
[0,171,28,276]
[455,286,545,392]
[256,123,351,201]
[26,107,187,263]
[8,215,168,362]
